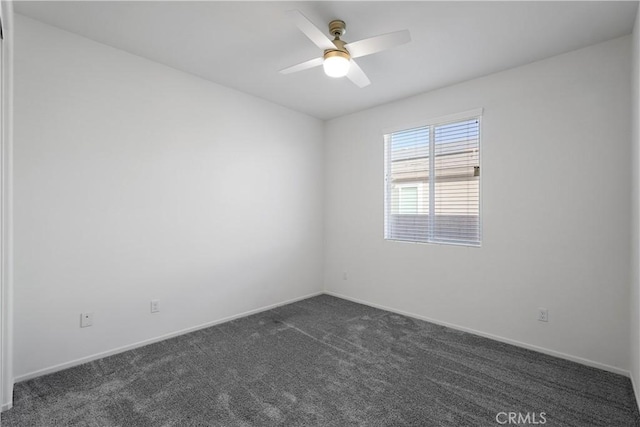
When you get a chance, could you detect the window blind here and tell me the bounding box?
[384,116,480,246]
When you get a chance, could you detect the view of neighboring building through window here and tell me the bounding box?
[398,186,419,214]
[384,114,481,246]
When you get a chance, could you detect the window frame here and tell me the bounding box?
[383,109,483,247]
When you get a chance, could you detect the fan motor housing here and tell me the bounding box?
[325,38,350,58]
[323,49,350,63]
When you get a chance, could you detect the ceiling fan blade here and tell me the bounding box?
[279,57,324,74]
[346,60,371,88]
[286,10,336,51]
[345,30,411,59]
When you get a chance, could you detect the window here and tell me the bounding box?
[384,113,481,246]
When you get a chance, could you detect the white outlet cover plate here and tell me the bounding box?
[538,308,548,322]
[80,312,93,328]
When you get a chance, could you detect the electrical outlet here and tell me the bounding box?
[151,299,160,313]
[538,308,548,322]
[80,312,93,328]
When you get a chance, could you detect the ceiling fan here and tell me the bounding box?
[280,10,411,88]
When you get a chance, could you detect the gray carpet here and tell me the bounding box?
[2,295,639,426]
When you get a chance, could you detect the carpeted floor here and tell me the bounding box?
[2,295,639,426]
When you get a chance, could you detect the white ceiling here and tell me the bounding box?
[14,1,639,120]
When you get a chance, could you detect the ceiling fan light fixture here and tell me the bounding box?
[281,10,409,88]
[323,50,350,78]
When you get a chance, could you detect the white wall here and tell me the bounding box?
[1,0,14,410]
[13,15,324,379]
[325,36,632,372]
[630,4,640,406]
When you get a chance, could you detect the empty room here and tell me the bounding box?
[0,0,639,425]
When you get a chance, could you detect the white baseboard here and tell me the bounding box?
[325,290,630,377]
[1,401,12,411]
[13,291,323,384]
